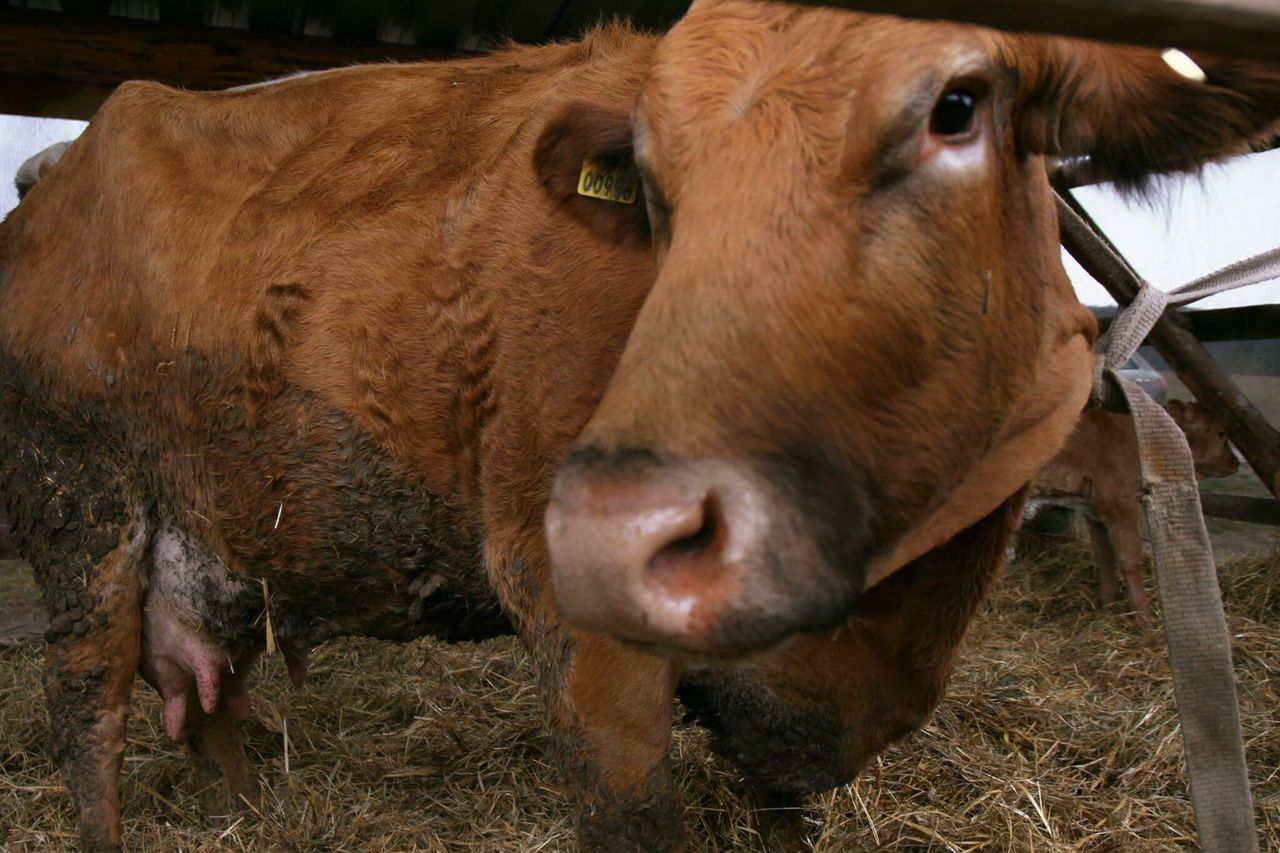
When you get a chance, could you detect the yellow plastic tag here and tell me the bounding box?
[577,158,639,205]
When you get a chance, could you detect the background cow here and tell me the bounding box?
[2,3,1279,852]
[1032,399,1239,617]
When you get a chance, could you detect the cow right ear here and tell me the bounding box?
[534,102,650,248]
[1166,399,1190,420]
[1009,37,1280,191]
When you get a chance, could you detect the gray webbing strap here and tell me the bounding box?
[1171,244,1280,305]
[1056,191,1273,852]
[1111,374,1257,853]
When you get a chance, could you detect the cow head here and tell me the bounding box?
[1168,399,1240,479]
[537,0,1280,656]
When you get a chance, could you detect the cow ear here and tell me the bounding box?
[533,102,649,247]
[1166,398,1189,420]
[1010,38,1280,189]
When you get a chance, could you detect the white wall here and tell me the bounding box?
[0,116,88,216]
[1065,147,1280,310]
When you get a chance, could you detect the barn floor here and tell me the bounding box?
[1,535,1277,850]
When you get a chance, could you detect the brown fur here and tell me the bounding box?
[1034,400,1238,617]
[2,4,1278,851]
[533,103,650,247]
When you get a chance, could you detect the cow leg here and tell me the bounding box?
[40,504,147,852]
[679,493,1025,850]
[1104,504,1152,619]
[185,703,259,822]
[1084,516,1122,609]
[553,629,681,850]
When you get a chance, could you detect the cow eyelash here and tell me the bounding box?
[639,171,671,230]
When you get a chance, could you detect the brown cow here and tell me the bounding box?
[1032,400,1239,617]
[1,7,1277,853]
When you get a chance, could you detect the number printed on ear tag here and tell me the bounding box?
[577,158,639,205]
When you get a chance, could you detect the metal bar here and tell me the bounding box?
[793,0,1280,63]
[1096,305,1280,344]
[1200,494,1280,526]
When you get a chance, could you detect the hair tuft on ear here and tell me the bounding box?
[1013,38,1280,193]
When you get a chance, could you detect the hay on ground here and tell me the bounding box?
[1,540,1277,850]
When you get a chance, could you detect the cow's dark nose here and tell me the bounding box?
[546,455,747,648]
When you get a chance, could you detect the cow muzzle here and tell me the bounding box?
[545,449,862,656]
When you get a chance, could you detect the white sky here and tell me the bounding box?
[1,115,1277,310]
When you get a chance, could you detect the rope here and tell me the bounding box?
[1055,188,1273,852]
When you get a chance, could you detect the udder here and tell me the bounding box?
[139,525,307,741]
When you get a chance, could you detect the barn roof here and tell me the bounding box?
[5,0,1280,120]
[1,0,691,119]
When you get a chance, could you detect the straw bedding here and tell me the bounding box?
[1,538,1277,850]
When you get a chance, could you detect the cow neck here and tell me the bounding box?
[861,328,1093,591]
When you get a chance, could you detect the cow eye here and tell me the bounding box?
[930,89,977,137]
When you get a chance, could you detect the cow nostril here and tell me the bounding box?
[646,493,723,577]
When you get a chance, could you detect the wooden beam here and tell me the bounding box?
[0,7,456,119]
[473,0,569,45]
[630,0,696,32]
[0,79,114,122]
[553,0,646,38]
[795,0,1280,63]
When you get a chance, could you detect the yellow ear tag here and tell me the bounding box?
[577,158,639,205]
